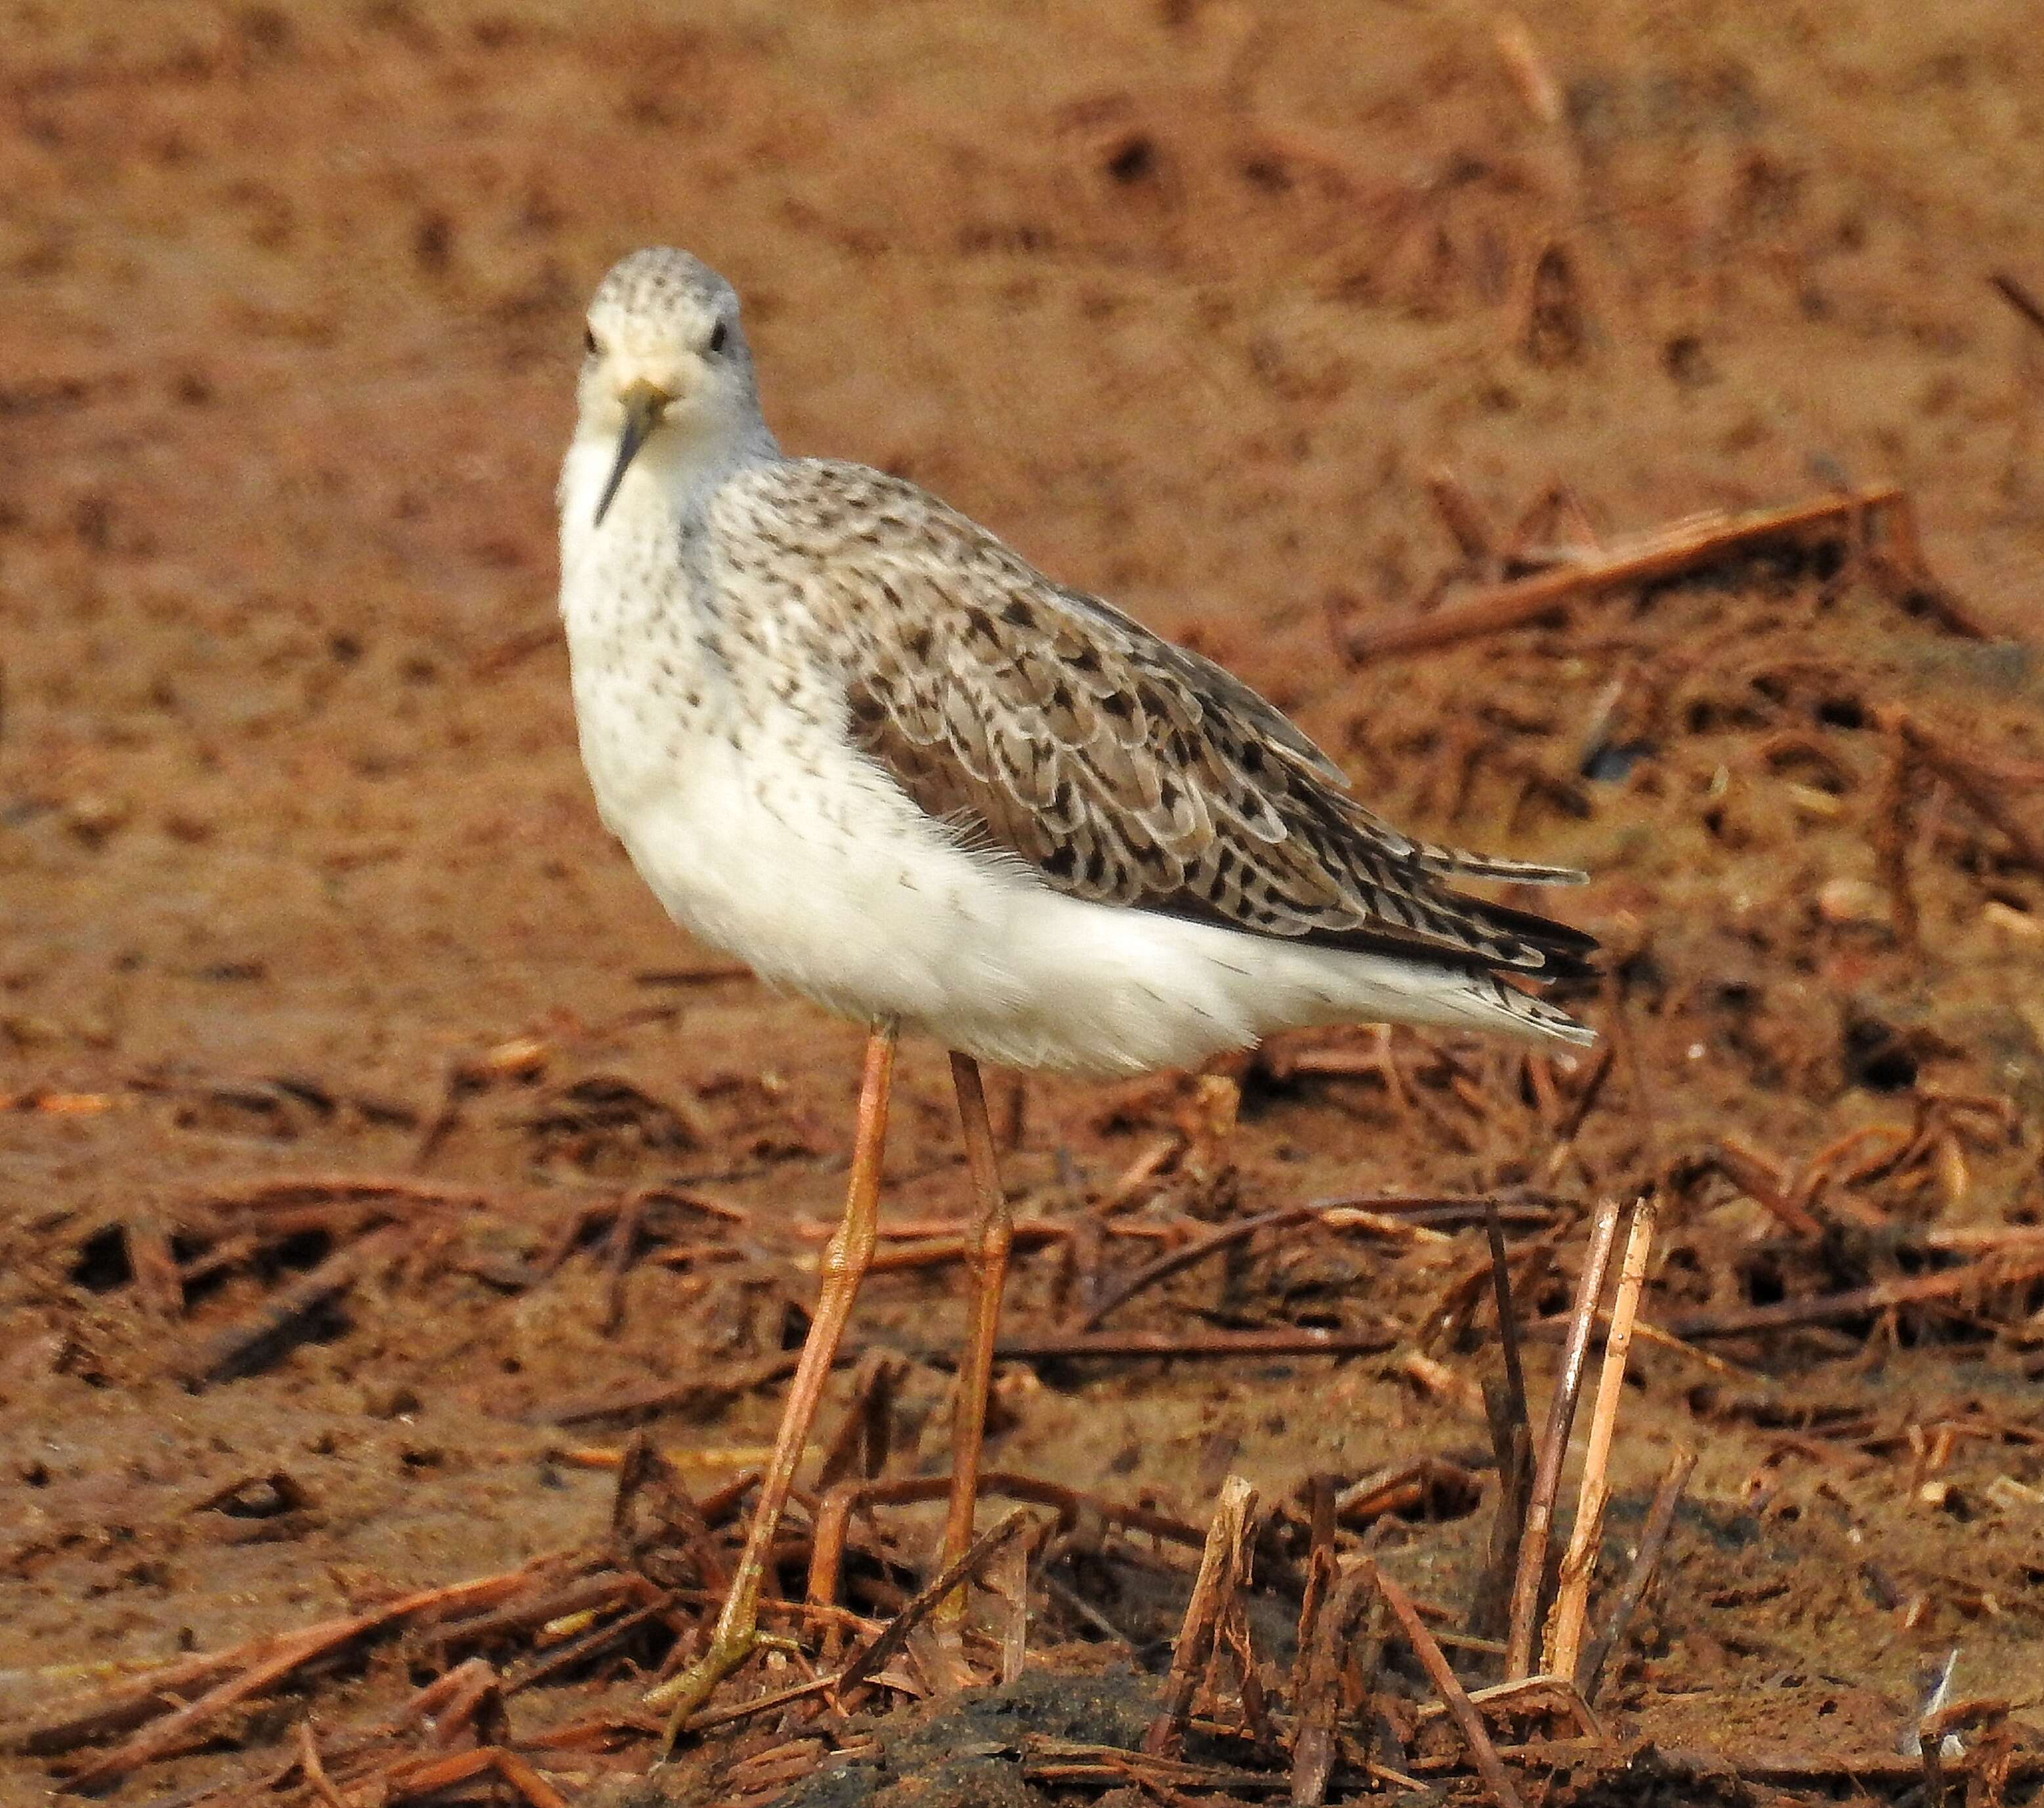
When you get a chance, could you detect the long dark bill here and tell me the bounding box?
[593,388,665,527]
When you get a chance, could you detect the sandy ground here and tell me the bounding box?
[5,2,2044,1803]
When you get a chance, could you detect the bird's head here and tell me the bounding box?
[575,247,762,526]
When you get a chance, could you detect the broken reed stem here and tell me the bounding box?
[1888,708,2044,879]
[1413,1673,1606,1742]
[1368,1563,1524,1808]
[1144,1475,1258,1757]
[1472,1383,1533,1645]
[542,1351,805,1427]
[1469,1202,1534,1642]
[125,1214,185,1318]
[1345,486,1930,662]
[492,1750,574,1808]
[197,1173,494,1212]
[686,1675,839,1735]
[1577,1444,1696,1700]
[1485,1201,1530,1435]
[1295,1475,1338,1649]
[864,1222,1065,1274]
[812,1352,903,1494]
[1542,1194,1657,1682]
[1083,1206,1318,1330]
[1215,1587,1274,1747]
[1289,1565,1373,1808]
[297,1721,347,1808]
[1425,465,1498,564]
[1505,1196,1625,1681]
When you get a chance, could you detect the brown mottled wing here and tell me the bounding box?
[726,461,1595,979]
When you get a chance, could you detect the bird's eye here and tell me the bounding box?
[707,320,728,355]
[583,326,599,356]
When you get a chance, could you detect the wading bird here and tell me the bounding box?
[557,247,1595,1732]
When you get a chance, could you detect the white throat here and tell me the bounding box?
[557,402,778,600]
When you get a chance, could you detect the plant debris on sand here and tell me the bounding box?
[5,3,2044,1807]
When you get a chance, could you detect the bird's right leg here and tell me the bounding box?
[645,1019,898,1750]
[930,1051,1013,1668]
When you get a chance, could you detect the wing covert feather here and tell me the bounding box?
[715,460,1595,979]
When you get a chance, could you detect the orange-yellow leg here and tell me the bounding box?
[932,1051,1014,1648]
[647,1019,898,1747]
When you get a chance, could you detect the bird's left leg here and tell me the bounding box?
[646,1019,898,1747]
[931,1051,1014,1659]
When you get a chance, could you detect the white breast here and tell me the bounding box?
[559,439,1047,1045]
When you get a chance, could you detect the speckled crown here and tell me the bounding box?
[592,246,736,320]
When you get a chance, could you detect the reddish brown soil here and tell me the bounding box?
[5,3,2044,1805]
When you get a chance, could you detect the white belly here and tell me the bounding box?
[585,697,1030,1044]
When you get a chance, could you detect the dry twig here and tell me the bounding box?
[124,1213,185,1318]
[995,1327,1396,1362]
[177,1223,408,1387]
[1884,706,2044,878]
[1506,1197,1624,1679]
[1543,1195,1656,1681]
[1578,1445,1696,1699]
[1081,1198,1461,1328]
[539,1349,806,1426]
[834,1509,1039,1704]
[806,1471,1204,1621]
[1369,1562,1524,1808]
[47,1563,556,1785]
[1345,486,1991,662]
[1666,1257,2044,1340]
